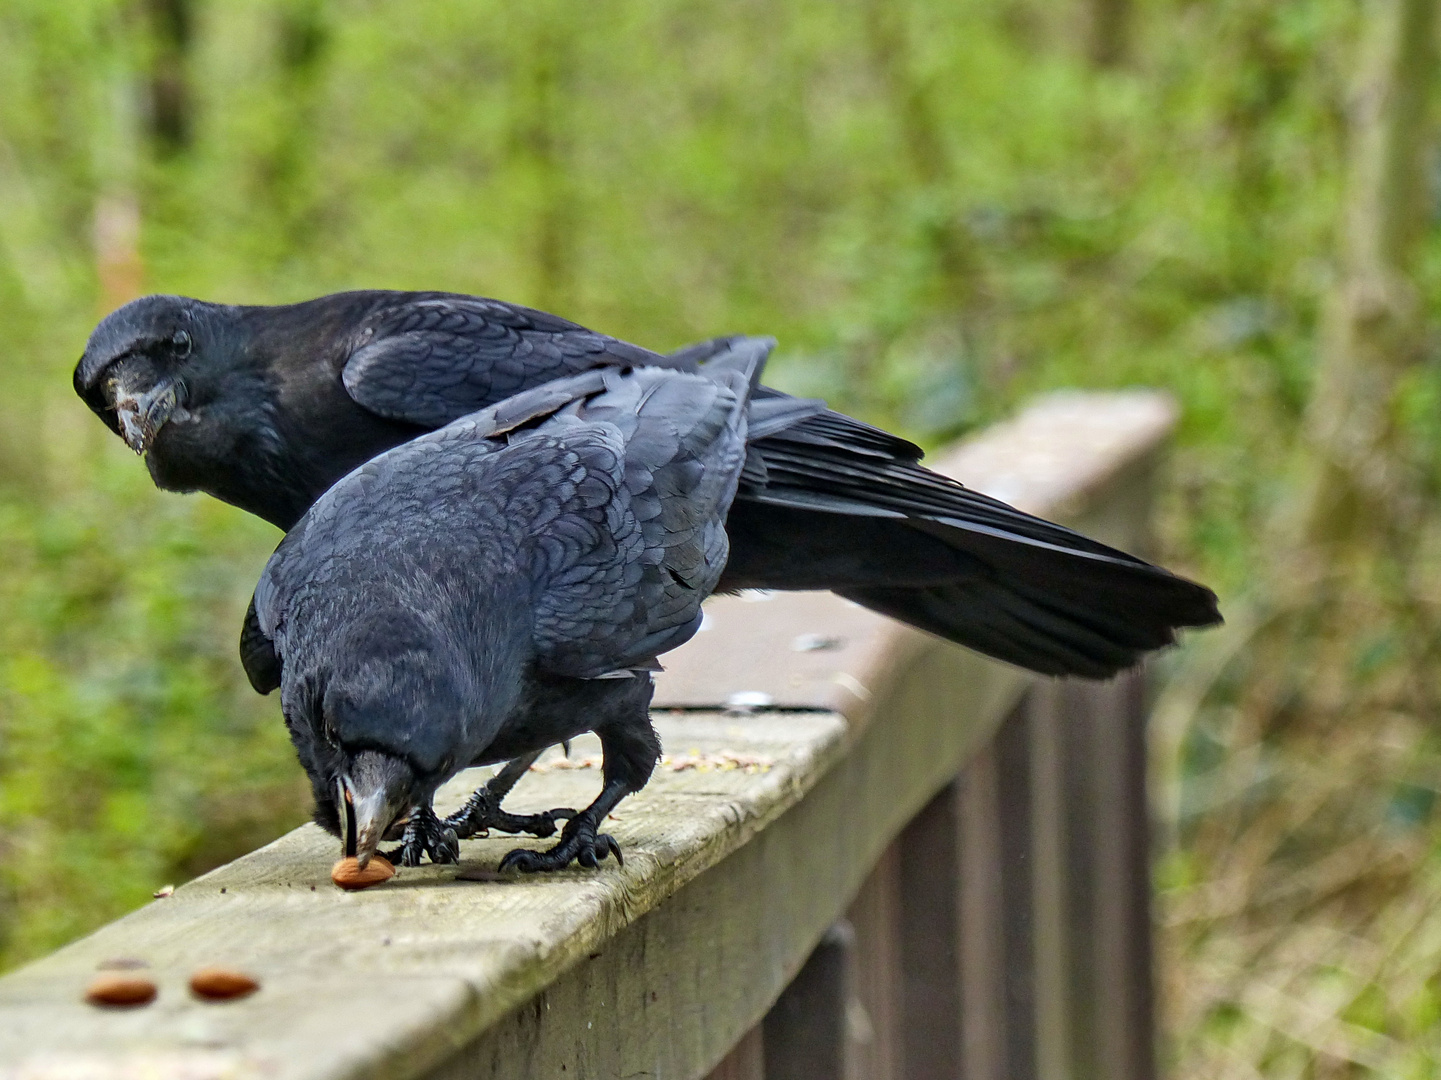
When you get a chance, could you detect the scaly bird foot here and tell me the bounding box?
[384,804,460,867]
[498,812,622,873]
[443,785,574,840]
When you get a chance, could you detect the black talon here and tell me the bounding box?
[499,821,623,873]
[396,804,460,867]
[498,788,629,873]
[444,788,575,839]
[498,712,656,874]
[443,750,578,840]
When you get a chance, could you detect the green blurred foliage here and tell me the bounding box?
[5,1,1441,1065]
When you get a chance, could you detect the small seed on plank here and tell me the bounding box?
[331,854,395,890]
[85,973,157,1007]
[189,967,260,1001]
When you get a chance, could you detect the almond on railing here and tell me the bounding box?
[84,973,157,1007]
[331,854,396,890]
[189,967,260,1001]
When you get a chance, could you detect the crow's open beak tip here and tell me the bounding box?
[116,412,148,455]
[337,775,358,860]
[111,381,177,457]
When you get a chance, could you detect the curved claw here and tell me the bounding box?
[397,812,460,867]
[499,823,622,874]
[434,826,460,864]
[444,796,577,840]
[498,847,541,874]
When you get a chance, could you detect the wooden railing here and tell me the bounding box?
[0,391,1179,1080]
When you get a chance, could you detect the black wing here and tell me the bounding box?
[525,345,764,678]
[725,422,1222,677]
[251,340,766,685]
[340,294,668,427]
[248,367,616,648]
[240,594,282,694]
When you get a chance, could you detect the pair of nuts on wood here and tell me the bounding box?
[84,966,260,1007]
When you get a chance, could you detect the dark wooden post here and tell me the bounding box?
[994,700,1038,1080]
[896,785,963,1079]
[1062,670,1156,1080]
[763,923,856,1080]
[845,851,900,1080]
[1090,671,1155,1080]
[957,739,1009,1080]
[1027,682,1075,1080]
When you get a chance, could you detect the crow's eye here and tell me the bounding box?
[171,329,192,357]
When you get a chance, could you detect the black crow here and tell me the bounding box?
[246,343,781,870]
[74,291,1221,686]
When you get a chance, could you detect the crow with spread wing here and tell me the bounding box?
[75,291,1220,846]
[247,343,781,871]
[75,290,1220,673]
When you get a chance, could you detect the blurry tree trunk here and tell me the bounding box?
[1087,0,1130,69]
[1293,0,1438,559]
[253,1,328,256]
[145,0,193,153]
[94,193,142,314]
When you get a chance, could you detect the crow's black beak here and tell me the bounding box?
[336,775,358,858]
[111,377,179,455]
[337,754,413,868]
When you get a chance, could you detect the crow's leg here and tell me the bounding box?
[383,803,460,868]
[444,750,575,840]
[500,681,659,874]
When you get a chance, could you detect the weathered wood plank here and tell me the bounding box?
[0,392,1179,1080]
[0,711,849,1080]
[426,646,1024,1079]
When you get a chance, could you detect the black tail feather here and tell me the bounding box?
[841,548,1215,679]
[728,406,1221,679]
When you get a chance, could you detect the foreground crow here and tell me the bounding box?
[75,291,1221,683]
[245,345,773,870]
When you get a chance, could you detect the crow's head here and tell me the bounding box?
[73,295,241,457]
[283,682,430,868]
[293,610,483,867]
[324,750,423,869]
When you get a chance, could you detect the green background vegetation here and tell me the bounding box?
[4,0,1441,1073]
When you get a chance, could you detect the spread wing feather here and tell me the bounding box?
[248,346,761,691]
[526,355,756,676]
[341,294,667,427]
[323,292,1217,678]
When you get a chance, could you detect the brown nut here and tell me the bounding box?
[331,854,395,890]
[189,966,260,1001]
[85,972,157,1007]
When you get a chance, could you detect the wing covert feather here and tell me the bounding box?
[341,295,666,428]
